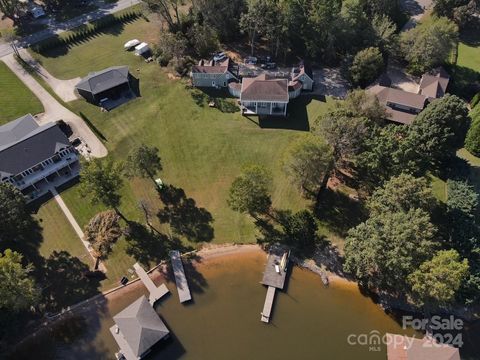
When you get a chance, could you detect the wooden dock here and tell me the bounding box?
[261,286,276,323]
[169,250,192,303]
[260,246,290,323]
[133,263,169,305]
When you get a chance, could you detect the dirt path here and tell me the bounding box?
[2,53,108,158]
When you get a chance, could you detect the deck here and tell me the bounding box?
[169,251,192,303]
[261,286,276,323]
[261,247,289,289]
[133,263,169,305]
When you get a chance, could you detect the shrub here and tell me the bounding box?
[465,112,480,157]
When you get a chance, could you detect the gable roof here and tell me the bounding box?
[419,67,450,99]
[76,66,130,95]
[241,74,289,102]
[0,115,71,179]
[386,334,460,360]
[292,60,313,82]
[192,58,231,75]
[369,85,426,125]
[113,296,169,358]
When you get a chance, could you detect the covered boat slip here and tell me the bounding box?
[169,250,192,303]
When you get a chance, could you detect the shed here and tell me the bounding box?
[75,66,131,103]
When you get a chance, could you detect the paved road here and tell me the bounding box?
[2,53,108,158]
[0,0,140,58]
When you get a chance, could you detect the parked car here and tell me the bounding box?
[71,138,82,147]
[213,52,227,62]
[245,56,257,65]
[56,120,73,137]
[261,62,277,70]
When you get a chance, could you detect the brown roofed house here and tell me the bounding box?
[240,74,289,116]
[368,68,450,125]
[386,334,460,360]
[191,57,238,88]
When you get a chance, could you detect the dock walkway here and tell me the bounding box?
[169,251,192,303]
[261,286,276,323]
[133,263,169,305]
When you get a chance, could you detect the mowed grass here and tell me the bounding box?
[451,29,480,99]
[457,34,480,72]
[30,17,336,287]
[0,61,43,124]
[34,197,93,266]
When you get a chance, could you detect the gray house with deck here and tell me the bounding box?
[0,114,79,202]
[190,58,238,88]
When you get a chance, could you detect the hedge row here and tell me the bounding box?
[32,11,140,52]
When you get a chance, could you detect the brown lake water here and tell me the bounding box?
[11,249,480,359]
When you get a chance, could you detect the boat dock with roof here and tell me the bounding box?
[170,250,192,303]
[260,246,290,323]
[133,262,169,306]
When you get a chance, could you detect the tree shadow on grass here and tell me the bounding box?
[447,64,480,101]
[124,221,194,268]
[313,188,367,238]
[256,94,327,131]
[158,185,214,243]
[42,251,104,312]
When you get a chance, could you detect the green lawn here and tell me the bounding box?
[451,30,480,99]
[0,61,43,124]
[30,17,337,288]
[35,198,93,265]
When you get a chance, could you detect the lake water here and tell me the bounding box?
[11,249,480,359]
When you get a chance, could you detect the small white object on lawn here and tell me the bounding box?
[134,42,150,56]
[124,39,140,50]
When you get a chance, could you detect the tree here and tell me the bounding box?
[143,0,183,31]
[84,210,122,267]
[282,210,319,251]
[349,47,384,87]
[433,0,470,17]
[240,0,271,55]
[154,31,188,66]
[227,165,272,218]
[344,208,437,292]
[192,0,245,42]
[319,112,370,168]
[408,94,471,170]
[0,249,39,312]
[367,173,435,216]
[282,134,333,197]
[79,158,124,214]
[188,23,220,58]
[408,249,469,307]
[337,89,387,124]
[371,14,397,56]
[125,145,162,181]
[465,113,480,157]
[0,183,35,243]
[400,16,458,74]
[0,0,23,21]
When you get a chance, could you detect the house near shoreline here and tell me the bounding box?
[0,114,79,203]
[110,295,170,360]
[190,57,314,116]
[386,333,460,360]
[369,67,450,125]
[190,57,238,88]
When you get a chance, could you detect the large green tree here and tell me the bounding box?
[367,173,435,216]
[371,14,397,56]
[400,16,458,74]
[344,209,437,291]
[125,145,163,181]
[227,165,272,218]
[408,249,469,307]
[465,108,480,157]
[0,0,23,20]
[408,94,471,170]
[282,134,333,197]
[0,183,35,243]
[349,47,384,87]
[79,159,124,214]
[0,249,39,312]
[143,0,183,31]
